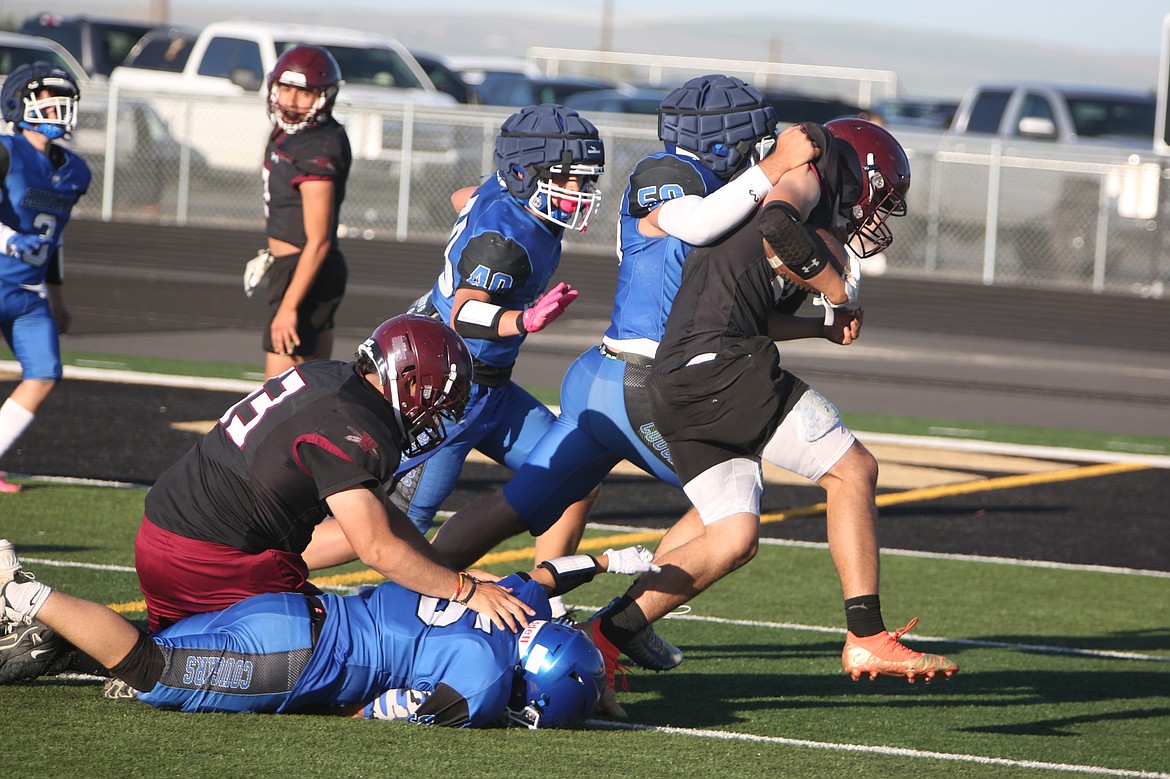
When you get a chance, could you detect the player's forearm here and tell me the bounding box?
[769,314,827,342]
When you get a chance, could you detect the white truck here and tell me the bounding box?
[896,81,1162,281]
[108,20,459,174]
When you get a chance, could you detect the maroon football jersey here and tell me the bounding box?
[263,118,351,248]
[145,360,403,553]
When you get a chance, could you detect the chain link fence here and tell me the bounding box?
[67,87,1168,298]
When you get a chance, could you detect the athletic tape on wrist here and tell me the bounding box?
[538,554,599,595]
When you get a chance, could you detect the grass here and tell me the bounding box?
[1,484,1168,778]
[4,350,1168,777]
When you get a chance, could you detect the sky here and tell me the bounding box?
[5,0,1167,96]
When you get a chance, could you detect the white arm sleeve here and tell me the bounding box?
[654,165,772,246]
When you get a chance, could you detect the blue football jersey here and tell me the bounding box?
[605,152,723,347]
[292,573,552,725]
[426,175,564,369]
[0,134,90,287]
[139,575,552,725]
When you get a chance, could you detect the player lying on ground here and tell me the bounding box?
[0,538,657,728]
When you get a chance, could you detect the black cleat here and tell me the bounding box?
[0,619,66,684]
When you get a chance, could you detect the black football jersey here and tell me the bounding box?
[654,208,810,375]
[263,118,351,248]
[144,361,403,553]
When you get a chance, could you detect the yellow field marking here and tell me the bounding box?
[105,462,1147,612]
[760,460,1151,524]
[310,531,670,589]
[110,600,146,615]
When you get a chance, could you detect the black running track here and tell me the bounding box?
[1,220,1167,573]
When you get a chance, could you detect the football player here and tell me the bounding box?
[133,315,532,635]
[258,45,351,380]
[0,62,90,493]
[306,105,606,597]
[637,118,957,692]
[427,76,823,694]
[1,537,657,728]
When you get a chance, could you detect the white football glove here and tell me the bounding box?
[243,248,274,298]
[815,251,863,325]
[605,545,660,575]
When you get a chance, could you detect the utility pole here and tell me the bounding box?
[598,0,614,81]
[150,0,170,25]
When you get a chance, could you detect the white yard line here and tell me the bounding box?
[22,550,1166,662]
[584,720,1170,779]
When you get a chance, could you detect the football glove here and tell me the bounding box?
[6,232,48,258]
[604,545,660,575]
[243,249,274,298]
[521,282,578,332]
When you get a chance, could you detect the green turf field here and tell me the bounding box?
[1,483,1167,779]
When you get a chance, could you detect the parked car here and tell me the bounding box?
[120,25,200,73]
[18,13,151,80]
[869,97,959,130]
[563,87,669,115]
[0,31,198,208]
[759,89,862,124]
[473,72,614,107]
[948,81,1155,144]
[109,21,458,174]
[411,52,473,104]
[0,30,87,81]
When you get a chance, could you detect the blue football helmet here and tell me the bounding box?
[658,74,778,180]
[493,104,605,232]
[507,620,604,729]
[1,61,79,140]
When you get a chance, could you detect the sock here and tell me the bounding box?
[598,594,647,649]
[844,594,886,638]
[106,628,166,692]
[0,398,36,460]
[2,578,52,624]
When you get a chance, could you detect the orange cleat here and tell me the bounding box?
[578,619,629,718]
[0,473,21,494]
[842,618,959,683]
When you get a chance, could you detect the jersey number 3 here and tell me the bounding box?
[219,369,307,448]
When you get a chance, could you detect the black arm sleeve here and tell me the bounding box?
[758,202,824,279]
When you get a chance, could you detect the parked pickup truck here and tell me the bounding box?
[895,81,1162,281]
[18,12,151,81]
[945,81,1156,148]
[108,20,458,174]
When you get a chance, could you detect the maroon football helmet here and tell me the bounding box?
[357,315,474,457]
[824,118,910,257]
[266,44,342,134]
